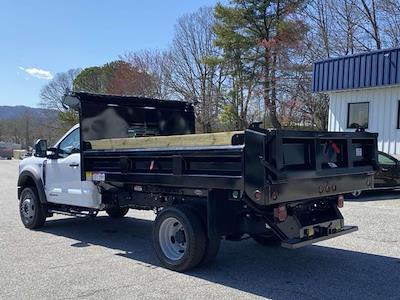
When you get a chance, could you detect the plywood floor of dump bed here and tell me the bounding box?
[89,131,244,150]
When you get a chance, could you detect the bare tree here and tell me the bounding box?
[122,50,171,99]
[379,0,400,47]
[304,0,335,58]
[304,0,365,58]
[332,0,364,54]
[39,69,81,132]
[167,7,225,132]
[356,0,383,49]
[39,69,81,111]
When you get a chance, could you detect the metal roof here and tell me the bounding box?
[312,47,400,92]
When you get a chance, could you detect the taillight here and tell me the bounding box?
[254,190,262,201]
[337,195,344,208]
[274,205,287,221]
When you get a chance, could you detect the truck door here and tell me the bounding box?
[375,152,398,188]
[45,128,100,208]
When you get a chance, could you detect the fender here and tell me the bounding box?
[17,170,47,204]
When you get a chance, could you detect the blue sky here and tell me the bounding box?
[0,0,220,107]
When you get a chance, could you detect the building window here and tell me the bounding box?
[347,102,369,129]
[397,101,400,129]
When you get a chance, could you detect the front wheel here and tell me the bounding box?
[19,187,46,229]
[153,206,206,272]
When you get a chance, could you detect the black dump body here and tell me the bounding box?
[67,92,378,247]
[74,92,196,140]
[71,92,378,206]
[82,128,377,205]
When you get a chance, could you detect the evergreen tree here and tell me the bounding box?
[214,0,307,128]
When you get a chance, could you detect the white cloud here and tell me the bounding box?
[18,66,53,80]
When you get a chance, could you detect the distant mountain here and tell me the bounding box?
[0,106,57,120]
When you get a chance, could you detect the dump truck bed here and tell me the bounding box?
[61,92,379,207]
[82,127,378,206]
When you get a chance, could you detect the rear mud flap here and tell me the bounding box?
[281,225,358,249]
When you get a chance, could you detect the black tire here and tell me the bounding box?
[153,206,206,272]
[105,206,129,218]
[183,203,221,266]
[19,187,46,229]
[201,236,221,266]
[250,229,281,246]
[348,190,362,198]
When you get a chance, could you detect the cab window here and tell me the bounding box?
[378,153,397,166]
[58,129,80,158]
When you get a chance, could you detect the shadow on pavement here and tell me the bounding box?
[346,189,400,202]
[41,215,400,299]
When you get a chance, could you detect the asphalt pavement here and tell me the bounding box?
[0,160,399,299]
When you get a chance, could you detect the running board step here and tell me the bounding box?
[48,209,98,218]
[281,226,358,249]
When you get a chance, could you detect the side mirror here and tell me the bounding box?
[34,139,47,158]
[46,147,59,159]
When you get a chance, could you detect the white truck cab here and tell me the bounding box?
[18,125,104,228]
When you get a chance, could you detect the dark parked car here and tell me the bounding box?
[0,147,13,160]
[351,151,400,197]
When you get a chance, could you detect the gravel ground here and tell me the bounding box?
[0,160,399,299]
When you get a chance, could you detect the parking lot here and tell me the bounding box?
[0,159,399,299]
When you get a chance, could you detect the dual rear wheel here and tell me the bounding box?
[153,205,221,272]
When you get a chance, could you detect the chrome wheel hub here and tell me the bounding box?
[21,198,35,221]
[159,217,187,261]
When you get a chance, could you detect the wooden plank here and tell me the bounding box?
[90,131,244,150]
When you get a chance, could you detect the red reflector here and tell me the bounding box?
[254,190,262,201]
[274,205,287,222]
[331,142,341,154]
[337,195,344,208]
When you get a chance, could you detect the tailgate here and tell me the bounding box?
[244,129,378,206]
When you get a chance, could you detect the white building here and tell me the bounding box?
[313,48,400,157]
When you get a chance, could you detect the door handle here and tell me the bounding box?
[69,162,79,167]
